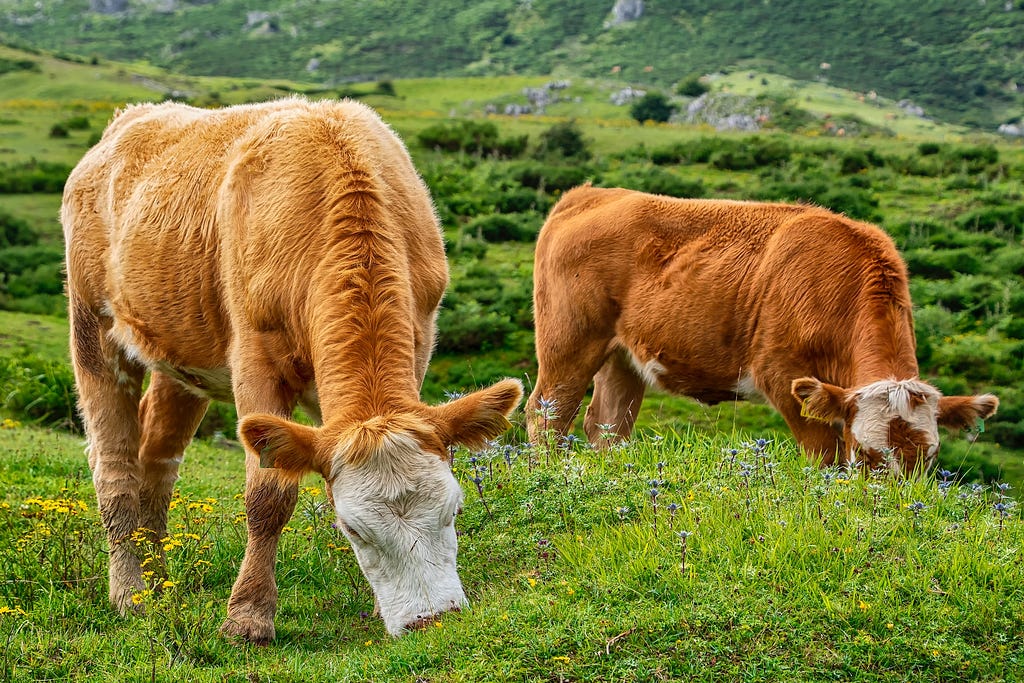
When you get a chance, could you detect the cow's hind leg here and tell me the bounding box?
[137,371,210,560]
[583,348,646,446]
[70,304,146,612]
[221,344,300,644]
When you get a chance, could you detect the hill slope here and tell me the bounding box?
[0,0,1021,130]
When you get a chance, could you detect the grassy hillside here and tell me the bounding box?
[0,0,1022,129]
[0,422,1020,681]
[1,44,1023,487]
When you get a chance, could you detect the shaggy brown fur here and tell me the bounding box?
[64,98,521,644]
[526,185,997,472]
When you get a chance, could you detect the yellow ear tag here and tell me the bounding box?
[259,444,276,469]
[800,399,830,424]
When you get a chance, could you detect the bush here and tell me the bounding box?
[417,120,526,159]
[0,160,72,194]
[512,162,590,193]
[903,248,983,279]
[49,124,69,138]
[465,213,540,243]
[494,188,552,214]
[601,167,704,198]
[435,301,516,353]
[62,116,90,131]
[0,211,38,248]
[0,353,79,430]
[676,76,709,98]
[955,205,1024,236]
[535,120,590,160]
[630,92,675,124]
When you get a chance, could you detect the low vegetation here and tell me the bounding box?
[0,46,1021,680]
[0,421,1020,680]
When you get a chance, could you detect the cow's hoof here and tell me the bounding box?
[220,616,275,645]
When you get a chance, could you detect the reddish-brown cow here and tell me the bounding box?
[63,98,522,643]
[526,185,997,473]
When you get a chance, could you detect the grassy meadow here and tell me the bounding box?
[0,45,1023,680]
[0,422,1021,681]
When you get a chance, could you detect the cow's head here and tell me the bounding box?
[239,378,523,636]
[792,377,998,475]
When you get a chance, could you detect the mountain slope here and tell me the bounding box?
[0,1,1021,128]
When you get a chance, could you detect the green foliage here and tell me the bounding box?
[0,424,1020,680]
[0,353,79,429]
[0,209,37,248]
[630,92,675,124]
[0,56,39,74]
[676,75,709,98]
[904,248,983,280]
[436,300,517,353]
[600,166,704,198]
[534,120,590,160]
[48,123,69,138]
[465,212,540,243]
[417,119,527,158]
[0,160,72,194]
[511,162,590,193]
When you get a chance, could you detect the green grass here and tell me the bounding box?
[0,310,67,359]
[0,422,1020,681]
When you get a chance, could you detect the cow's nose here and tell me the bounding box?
[404,604,461,632]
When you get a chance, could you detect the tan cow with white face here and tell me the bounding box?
[62,98,523,643]
[526,185,997,474]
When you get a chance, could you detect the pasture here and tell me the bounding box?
[0,422,1021,681]
[0,45,1022,680]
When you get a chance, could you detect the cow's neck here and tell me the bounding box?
[850,301,920,386]
[307,236,419,424]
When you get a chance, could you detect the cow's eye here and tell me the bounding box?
[340,521,363,542]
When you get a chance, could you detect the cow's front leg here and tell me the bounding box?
[220,347,300,644]
[221,456,299,644]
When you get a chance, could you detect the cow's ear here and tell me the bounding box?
[791,377,850,424]
[432,378,524,450]
[239,414,326,480]
[937,394,999,431]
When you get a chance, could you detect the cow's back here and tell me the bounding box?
[535,185,911,393]
[63,98,446,372]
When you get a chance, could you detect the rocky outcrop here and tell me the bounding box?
[684,93,768,131]
[89,0,128,13]
[608,0,644,26]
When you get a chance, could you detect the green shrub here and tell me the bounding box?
[417,120,526,159]
[0,160,72,194]
[512,162,590,192]
[676,76,709,98]
[601,167,704,198]
[62,116,90,131]
[0,211,38,248]
[466,213,539,243]
[494,188,552,214]
[904,248,983,279]
[49,123,69,139]
[435,301,516,353]
[535,120,589,160]
[630,92,675,124]
[955,204,1024,236]
[0,353,79,430]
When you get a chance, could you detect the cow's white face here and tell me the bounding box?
[792,377,999,476]
[846,379,942,473]
[328,432,466,636]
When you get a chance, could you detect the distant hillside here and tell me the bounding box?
[0,0,1021,130]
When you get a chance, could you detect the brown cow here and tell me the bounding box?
[62,98,523,643]
[526,185,997,474]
